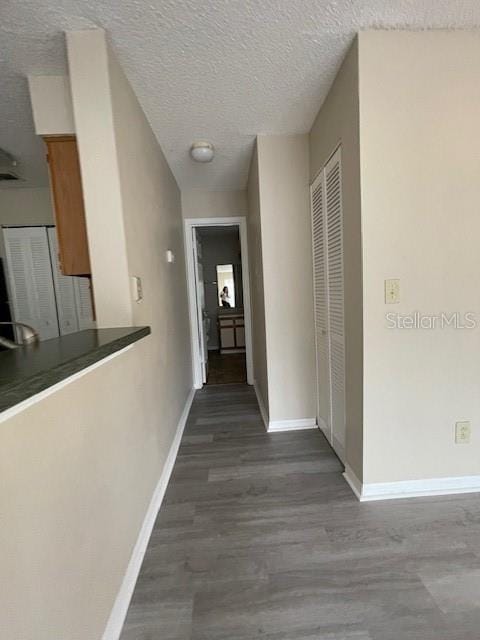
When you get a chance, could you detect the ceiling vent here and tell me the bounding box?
[0,149,20,181]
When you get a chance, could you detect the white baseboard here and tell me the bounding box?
[317,416,328,436]
[343,465,363,500]
[252,380,316,433]
[102,387,195,640]
[267,418,317,433]
[343,464,480,502]
[253,380,269,430]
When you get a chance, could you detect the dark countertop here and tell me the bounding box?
[0,326,151,414]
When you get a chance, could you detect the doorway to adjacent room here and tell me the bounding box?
[184,217,253,388]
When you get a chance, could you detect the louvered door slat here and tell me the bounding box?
[325,148,346,453]
[47,227,79,336]
[3,226,59,341]
[310,173,331,432]
[73,276,95,330]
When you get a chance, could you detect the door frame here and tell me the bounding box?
[309,143,346,463]
[184,216,254,389]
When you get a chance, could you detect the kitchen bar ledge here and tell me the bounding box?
[0,326,151,416]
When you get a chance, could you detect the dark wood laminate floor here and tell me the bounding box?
[207,351,247,385]
[120,384,480,640]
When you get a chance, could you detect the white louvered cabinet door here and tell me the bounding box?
[3,226,59,341]
[310,172,331,437]
[325,148,346,457]
[73,276,95,330]
[47,227,79,335]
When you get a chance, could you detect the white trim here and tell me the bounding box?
[253,379,268,430]
[184,223,203,389]
[253,380,317,433]
[317,416,329,436]
[343,464,363,500]
[184,216,254,388]
[267,418,317,433]
[343,464,480,502]
[102,387,195,640]
[0,344,134,425]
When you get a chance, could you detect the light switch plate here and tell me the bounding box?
[455,421,471,444]
[131,276,143,303]
[385,278,400,304]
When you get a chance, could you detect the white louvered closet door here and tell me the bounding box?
[310,172,331,437]
[73,277,95,330]
[325,147,346,456]
[47,227,79,335]
[3,226,59,341]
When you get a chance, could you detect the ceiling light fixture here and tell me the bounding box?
[190,141,214,163]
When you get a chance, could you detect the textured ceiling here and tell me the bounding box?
[2,1,480,191]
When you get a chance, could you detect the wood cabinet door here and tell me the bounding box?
[44,136,91,276]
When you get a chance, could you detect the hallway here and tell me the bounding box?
[207,351,247,385]
[121,385,480,640]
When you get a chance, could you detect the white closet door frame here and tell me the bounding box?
[192,227,208,384]
[310,170,332,441]
[310,145,346,462]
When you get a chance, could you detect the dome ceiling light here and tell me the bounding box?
[190,141,214,163]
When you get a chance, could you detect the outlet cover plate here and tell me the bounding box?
[385,278,400,304]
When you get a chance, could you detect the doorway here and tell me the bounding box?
[184,217,253,388]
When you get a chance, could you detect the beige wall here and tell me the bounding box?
[0,349,162,640]
[254,135,316,423]
[0,188,54,261]
[181,189,247,218]
[359,30,480,483]
[28,75,75,135]
[67,30,132,328]
[0,187,54,226]
[309,39,364,479]
[0,29,193,640]
[246,143,269,414]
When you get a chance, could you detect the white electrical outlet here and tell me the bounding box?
[455,421,471,444]
[385,278,400,304]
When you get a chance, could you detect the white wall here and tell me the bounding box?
[247,144,269,416]
[249,135,317,425]
[28,75,75,135]
[0,188,54,263]
[359,30,480,484]
[67,31,132,327]
[181,189,247,218]
[309,39,363,479]
[0,29,193,640]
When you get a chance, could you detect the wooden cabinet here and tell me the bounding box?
[44,136,91,276]
[218,313,246,353]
